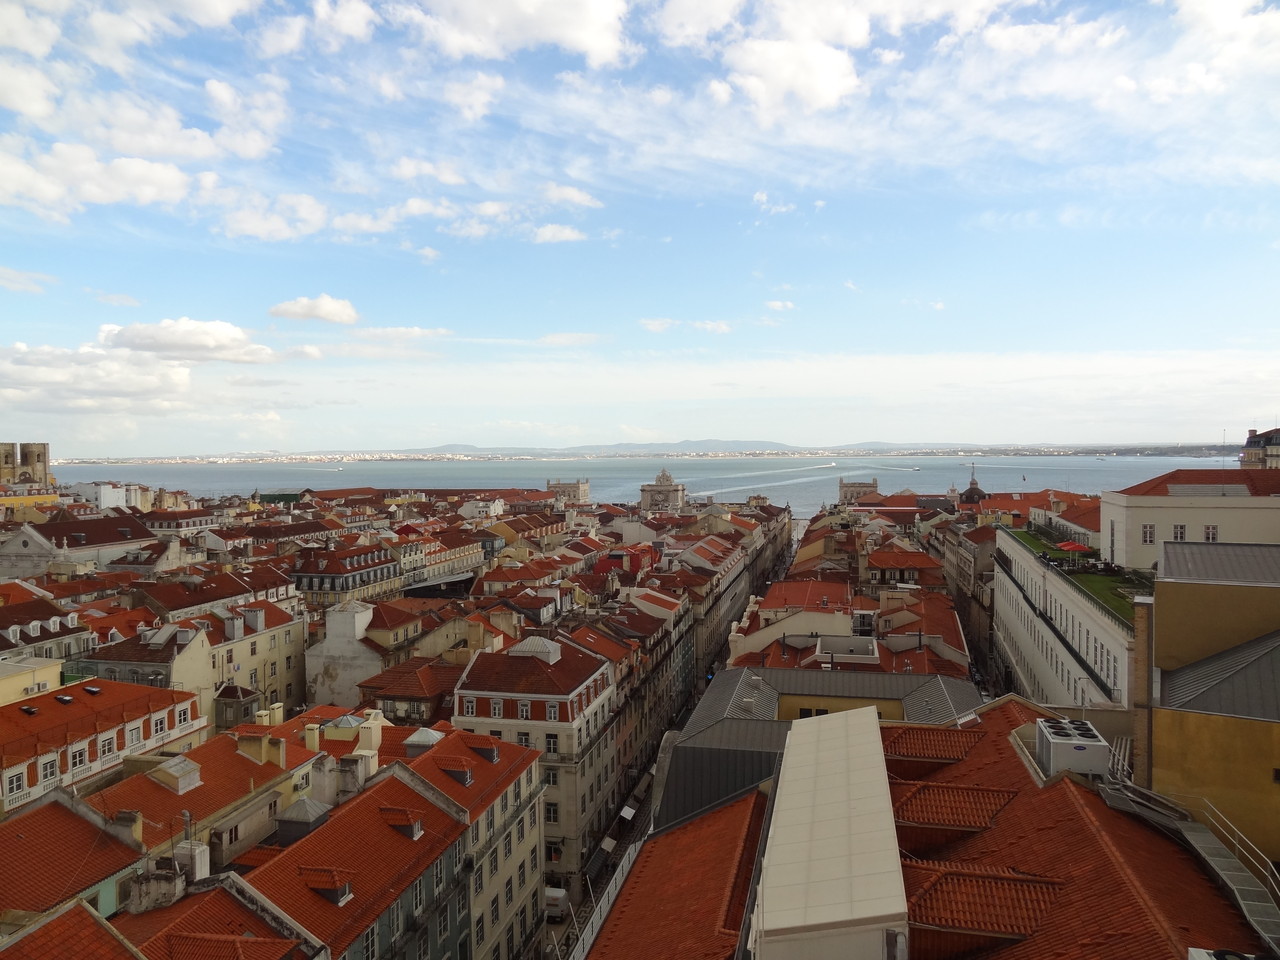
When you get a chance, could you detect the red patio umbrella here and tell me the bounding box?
[1056,540,1090,552]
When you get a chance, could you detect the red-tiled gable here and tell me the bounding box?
[357,657,464,700]
[246,774,464,956]
[366,602,419,632]
[460,640,603,696]
[891,781,1018,831]
[0,902,145,960]
[0,801,140,912]
[588,791,767,960]
[867,549,942,570]
[409,724,538,820]
[85,733,315,848]
[759,580,857,610]
[903,859,1063,940]
[1116,468,1280,497]
[0,680,197,769]
[1057,500,1101,532]
[36,516,156,548]
[879,592,966,654]
[881,726,986,764]
[888,699,1266,959]
[0,580,46,605]
[112,887,300,960]
[566,625,636,664]
[962,525,999,544]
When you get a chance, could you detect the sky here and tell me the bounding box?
[1,0,1279,457]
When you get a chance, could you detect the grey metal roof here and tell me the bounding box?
[276,795,332,823]
[679,668,780,742]
[901,677,986,725]
[653,737,784,832]
[1162,629,1280,720]
[1166,484,1251,497]
[1160,542,1280,586]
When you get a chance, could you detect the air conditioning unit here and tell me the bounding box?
[23,682,48,696]
[1035,718,1109,777]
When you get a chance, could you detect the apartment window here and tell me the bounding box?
[285,683,293,698]
[1141,523,1155,545]
[489,895,499,924]
[1173,524,1187,542]
[516,732,531,748]
[226,649,234,664]
[486,807,495,834]
[250,640,258,656]
[472,821,480,844]
[226,824,240,844]
[456,888,467,919]
[286,655,293,670]
[518,700,531,720]
[546,702,558,722]
[545,733,558,756]
[70,747,87,770]
[545,802,558,824]
[269,661,277,677]
[529,805,537,828]
[504,877,513,906]
[437,906,449,940]
[490,699,503,718]
[526,767,533,787]
[390,907,402,941]
[529,848,538,872]
[503,833,512,859]
[41,758,57,781]
[248,669,258,688]
[513,779,522,805]
[1204,525,1219,543]
[7,772,24,795]
[435,858,445,889]
[517,819,525,843]
[518,862,526,888]
[127,726,142,747]
[176,707,189,726]
[501,789,509,815]
[546,769,558,787]
[506,924,514,957]
[362,926,377,960]
[488,849,498,876]
[463,698,476,717]
[474,862,484,894]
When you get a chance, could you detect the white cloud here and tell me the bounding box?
[443,72,505,122]
[392,157,466,185]
[538,332,598,346]
[843,280,859,291]
[206,75,289,159]
[725,38,859,121]
[389,0,631,68]
[54,92,219,159]
[640,318,677,333]
[97,292,139,306]
[692,320,731,333]
[544,182,603,207]
[0,4,61,58]
[313,0,380,51]
[101,317,275,363]
[0,265,55,293]
[0,58,59,118]
[269,293,360,324]
[875,48,903,65]
[752,190,795,214]
[0,141,189,217]
[255,15,307,56]
[223,192,327,240]
[351,325,452,339]
[930,301,945,310]
[417,245,441,262]
[534,224,586,243]
[654,0,745,50]
[764,299,794,310]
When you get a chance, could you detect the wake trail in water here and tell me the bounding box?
[676,462,838,483]
[689,475,830,497]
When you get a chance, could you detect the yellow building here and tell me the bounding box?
[0,652,64,706]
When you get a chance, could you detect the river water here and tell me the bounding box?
[53,454,1221,520]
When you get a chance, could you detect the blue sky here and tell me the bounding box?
[1,0,1278,457]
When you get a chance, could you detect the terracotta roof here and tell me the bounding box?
[0,801,141,912]
[0,902,145,960]
[111,885,307,960]
[408,724,538,820]
[0,680,198,769]
[588,791,767,960]
[245,774,465,956]
[357,657,464,700]
[85,732,315,849]
[460,640,603,696]
[1115,468,1280,497]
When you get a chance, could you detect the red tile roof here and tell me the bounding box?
[0,680,198,770]
[111,887,301,960]
[408,724,538,820]
[0,801,141,912]
[245,773,465,956]
[1116,468,1280,497]
[1,902,145,960]
[588,791,767,960]
[460,639,603,696]
[85,732,315,848]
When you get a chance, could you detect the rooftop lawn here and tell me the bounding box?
[1008,528,1134,624]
